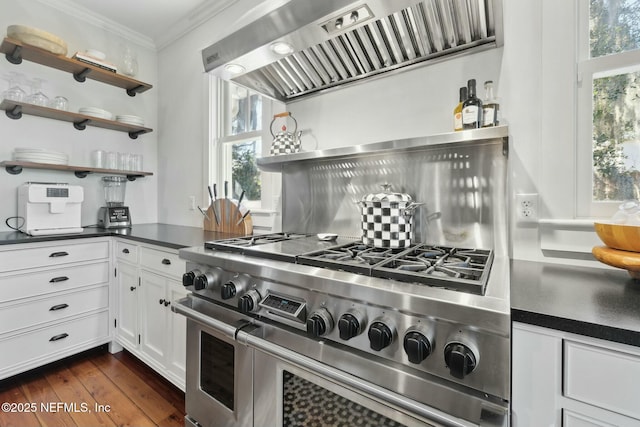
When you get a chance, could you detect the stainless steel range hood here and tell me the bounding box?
[202,0,503,103]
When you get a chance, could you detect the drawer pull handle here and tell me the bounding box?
[122,248,130,254]
[161,258,171,265]
[49,303,69,311]
[49,333,69,342]
[130,286,137,291]
[164,300,171,307]
[49,276,69,283]
[49,251,69,258]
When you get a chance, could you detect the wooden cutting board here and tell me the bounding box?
[203,199,252,235]
[592,245,640,279]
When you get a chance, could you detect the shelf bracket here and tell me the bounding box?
[128,130,145,140]
[73,119,90,131]
[126,85,145,97]
[73,68,91,83]
[5,105,22,120]
[5,165,22,175]
[74,170,91,178]
[5,45,22,64]
[126,175,140,181]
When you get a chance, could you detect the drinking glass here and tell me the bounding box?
[25,78,49,107]
[91,150,106,168]
[2,72,26,102]
[49,96,68,111]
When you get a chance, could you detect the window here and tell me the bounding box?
[214,79,264,207]
[577,0,640,217]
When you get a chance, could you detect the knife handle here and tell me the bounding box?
[238,190,245,206]
[224,181,229,198]
[208,185,213,201]
[213,183,218,199]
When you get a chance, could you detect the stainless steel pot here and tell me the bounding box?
[357,184,422,248]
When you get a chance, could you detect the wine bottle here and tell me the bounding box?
[482,80,499,127]
[453,86,467,131]
[462,79,483,129]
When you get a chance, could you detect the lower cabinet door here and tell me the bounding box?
[116,261,139,349]
[166,280,189,387]
[139,270,168,366]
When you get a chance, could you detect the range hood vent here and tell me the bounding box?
[203,0,503,103]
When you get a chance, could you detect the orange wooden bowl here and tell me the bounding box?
[594,222,640,253]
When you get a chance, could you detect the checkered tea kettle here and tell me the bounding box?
[357,183,423,248]
[270,112,301,156]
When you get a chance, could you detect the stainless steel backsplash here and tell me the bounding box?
[280,138,508,256]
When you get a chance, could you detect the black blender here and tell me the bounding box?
[97,176,132,228]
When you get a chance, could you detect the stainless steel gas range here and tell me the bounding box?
[174,128,511,427]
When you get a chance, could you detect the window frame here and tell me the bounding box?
[209,77,271,210]
[576,0,640,218]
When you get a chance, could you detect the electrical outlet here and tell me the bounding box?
[188,196,196,211]
[516,193,538,222]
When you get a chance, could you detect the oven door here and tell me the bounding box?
[240,324,508,427]
[174,296,254,427]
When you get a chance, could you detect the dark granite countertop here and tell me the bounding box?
[511,259,640,347]
[0,223,237,250]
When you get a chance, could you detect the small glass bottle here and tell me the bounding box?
[453,86,467,132]
[482,80,500,127]
[462,79,483,129]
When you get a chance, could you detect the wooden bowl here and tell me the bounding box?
[594,222,640,252]
[592,246,640,279]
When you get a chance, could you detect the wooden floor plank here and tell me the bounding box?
[112,350,185,414]
[44,365,116,427]
[20,372,76,427]
[69,359,157,427]
[92,352,175,424]
[0,346,186,427]
[0,386,42,427]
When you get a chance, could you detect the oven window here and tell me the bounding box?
[200,331,234,410]
[282,371,406,427]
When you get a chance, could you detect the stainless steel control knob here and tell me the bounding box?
[444,342,477,379]
[403,331,433,363]
[238,289,261,313]
[182,269,201,287]
[368,320,395,351]
[306,308,334,338]
[193,269,219,291]
[338,310,366,341]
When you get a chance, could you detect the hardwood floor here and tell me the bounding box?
[0,346,185,427]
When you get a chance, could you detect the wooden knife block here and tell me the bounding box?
[203,199,252,235]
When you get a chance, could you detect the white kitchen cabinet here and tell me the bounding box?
[115,260,139,349]
[512,322,640,427]
[0,238,111,380]
[113,238,187,390]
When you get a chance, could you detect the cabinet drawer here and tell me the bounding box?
[0,241,109,272]
[116,240,138,263]
[564,340,640,420]
[0,262,109,303]
[140,247,185,279]
[0,311,109,376]
[0,286,108,335]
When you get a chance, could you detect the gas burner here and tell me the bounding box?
[205,232,308,250]
[298,243,400,275]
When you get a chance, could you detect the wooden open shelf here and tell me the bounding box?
[1,99,152,139]
[0,37,152,96]
[0,160,153,181]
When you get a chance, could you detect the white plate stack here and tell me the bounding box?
[13,148,68,165]
[79,107,113,120]
[115,115,144,127]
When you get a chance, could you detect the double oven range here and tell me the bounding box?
[174,128,511,427]
[175,232,510,427]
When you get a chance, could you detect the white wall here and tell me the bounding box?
[0,0,158,231]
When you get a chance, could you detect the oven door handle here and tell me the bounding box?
[238,329,507,427]
[172,297,239,339]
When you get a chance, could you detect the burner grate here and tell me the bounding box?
[205,232,308,251]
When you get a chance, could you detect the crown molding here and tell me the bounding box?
[154,0,237,50]
[35,0,156,50]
